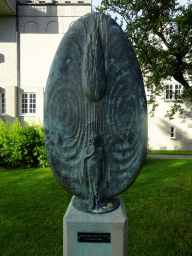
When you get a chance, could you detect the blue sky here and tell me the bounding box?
[92,0,190,30]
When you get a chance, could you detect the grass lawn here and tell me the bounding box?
[148,150,192,155]
[0,159,192,256]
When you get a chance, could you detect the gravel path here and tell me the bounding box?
[147,155,192,159]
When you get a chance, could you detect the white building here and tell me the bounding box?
[146,82,192,151]
[0,0,92,123]
[0,0,192,150]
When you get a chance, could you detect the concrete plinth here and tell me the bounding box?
[63,195,128,256]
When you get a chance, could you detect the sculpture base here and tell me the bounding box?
[72,196,120,214]
[63,195,128,256]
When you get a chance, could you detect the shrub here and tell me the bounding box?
[0,118,49,168]
[0,118,23,167]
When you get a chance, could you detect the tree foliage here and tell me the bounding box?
[95,0,192,119]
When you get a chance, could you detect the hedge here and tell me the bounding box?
[0,118,49,168]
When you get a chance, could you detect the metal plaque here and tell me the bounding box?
[77,232,111,243]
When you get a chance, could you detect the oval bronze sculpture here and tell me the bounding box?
[44,12,148,214]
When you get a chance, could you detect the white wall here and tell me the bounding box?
[0,16,17,121]
[0,17,17,87]
[20,34,63,89]
[17,2,91,124]
[147,78,192,150]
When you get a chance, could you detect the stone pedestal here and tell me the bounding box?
[63,195,128,256]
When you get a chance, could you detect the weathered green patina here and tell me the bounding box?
[44,12,148,214]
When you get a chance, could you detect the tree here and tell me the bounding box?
[95,0,192,119]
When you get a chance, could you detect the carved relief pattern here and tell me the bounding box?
[44,12,148,205]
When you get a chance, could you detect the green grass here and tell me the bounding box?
[0,159,192,256]
[148,150,192,155]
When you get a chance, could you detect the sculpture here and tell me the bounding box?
[44,12,148,214]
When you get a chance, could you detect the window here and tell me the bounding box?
[146,88,151,97]
[165,84,182,100]
[166,84,173,100]
[171,127,175,139]
[175,84,182,99]
[145,86,153,101]
[21,93,36,115]
[0,93,6,115]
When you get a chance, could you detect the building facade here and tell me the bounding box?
[0,0,92,123]
[0,0,192,150]
[146,82,192,150]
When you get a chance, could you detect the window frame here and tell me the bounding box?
[146,88,151,98]
[20,93,36,116]
[171,127,176,139]
[175,84,182,99]
[164,84,182,101]
[145,86,154,101]
[0,93,6,116]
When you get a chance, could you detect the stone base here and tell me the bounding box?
[63,195,128,256]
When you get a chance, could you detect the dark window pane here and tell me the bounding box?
[33,109,36,113]
[33,104,36,108]
[30,104,32,108]
[29,109,32,113]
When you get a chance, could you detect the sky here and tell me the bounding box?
[91,0,190,30]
